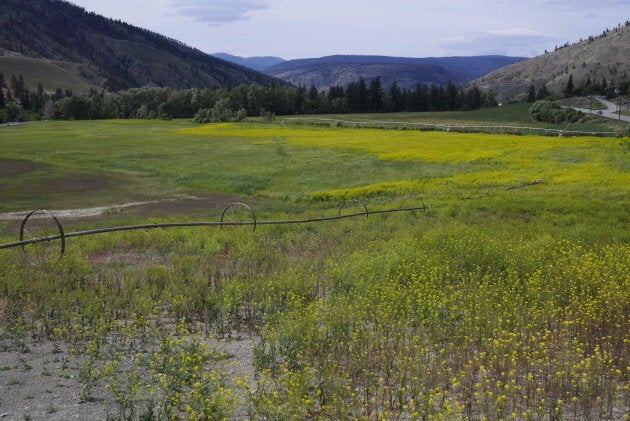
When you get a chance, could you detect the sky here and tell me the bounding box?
[67,0,629,60]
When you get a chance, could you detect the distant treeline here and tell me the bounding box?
[525,75,629,104]
[549,20,630,54]
[0,73,500,123]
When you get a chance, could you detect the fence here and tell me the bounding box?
[281,117,620,137]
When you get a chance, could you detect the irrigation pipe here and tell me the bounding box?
[0,205,428,254]
[0,179,544,258]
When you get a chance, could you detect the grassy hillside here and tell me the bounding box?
[0,53,104,93]
[472,25,630,102]
[0,0,282,91]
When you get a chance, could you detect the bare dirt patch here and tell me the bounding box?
[0,195,247,222]
[0,335,111,421]
[47,174,109,193]
[0,159,49,177]
[0,330,257,420]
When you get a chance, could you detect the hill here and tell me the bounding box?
[264,55,526,90]
[212,53,286,72]
[0,51,105,93]
[0,0,281,92]
[471,24,630,102]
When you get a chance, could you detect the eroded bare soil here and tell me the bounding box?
[0,330,257,420]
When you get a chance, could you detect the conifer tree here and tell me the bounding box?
[445,80,459,110]
[389,81,402,112]
[565,74,574,96]
[368,77,383,112]
[527,84,537,102]
[357,77,368,112]
[536,84,550,100]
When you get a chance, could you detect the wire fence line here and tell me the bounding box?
[280,117,620,137]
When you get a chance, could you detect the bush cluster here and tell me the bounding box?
[529,100,584,124]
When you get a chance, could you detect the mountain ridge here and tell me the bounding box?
[262,54,526,91]
[0,0,282,92]
[470,24,630,102]
[212,53,286,72]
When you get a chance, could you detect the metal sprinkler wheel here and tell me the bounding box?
[220,202,257,231]
[19,209,66,263]
[338,199,369,219]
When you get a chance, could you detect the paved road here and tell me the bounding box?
[565,96,630,123]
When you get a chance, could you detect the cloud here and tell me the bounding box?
[439,28,555,56]
[166,0,269,25]
[532,0,629,6]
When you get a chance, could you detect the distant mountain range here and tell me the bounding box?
[2,0,622,102]
[470,24,630,102]
[0,0,281,92]
[215,54,526,91]
[212,53,286,72]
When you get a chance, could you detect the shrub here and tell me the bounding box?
[529,100,584,124]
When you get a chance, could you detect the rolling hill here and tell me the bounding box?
[0,0,281,92]
[0,50,105,93]
[471,24,630,102]
[263,55,526,91]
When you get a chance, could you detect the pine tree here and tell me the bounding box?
[527,84,537,103]
[445,80,459,110]
[565,74,574,96]
[345,81,358,112]
[389,81,402,112]
[428,83,442,110]
[306,84,319,114]
[0,88,5,108]
[328,85,344,101]
[33,83,45,112]
[368,77,383,112]
[357,77,368,113]
[294,85,306,114]
[536,84,550,100]
[467,86,482,109]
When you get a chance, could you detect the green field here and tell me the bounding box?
[284,103,628,135]
[0,119,628,419]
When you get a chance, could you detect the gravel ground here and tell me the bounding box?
[0,330,257,420]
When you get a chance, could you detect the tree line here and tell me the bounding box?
[525,75,629,104]
[0,72,499,123]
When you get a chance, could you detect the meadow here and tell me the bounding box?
[285,103,627,136]
[0,118,628,420]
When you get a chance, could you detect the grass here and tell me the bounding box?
[555,96,606,110]
[0,118,628,419]
[1,118,626,213]
[286,103,628,134]
[0,55,104,94]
